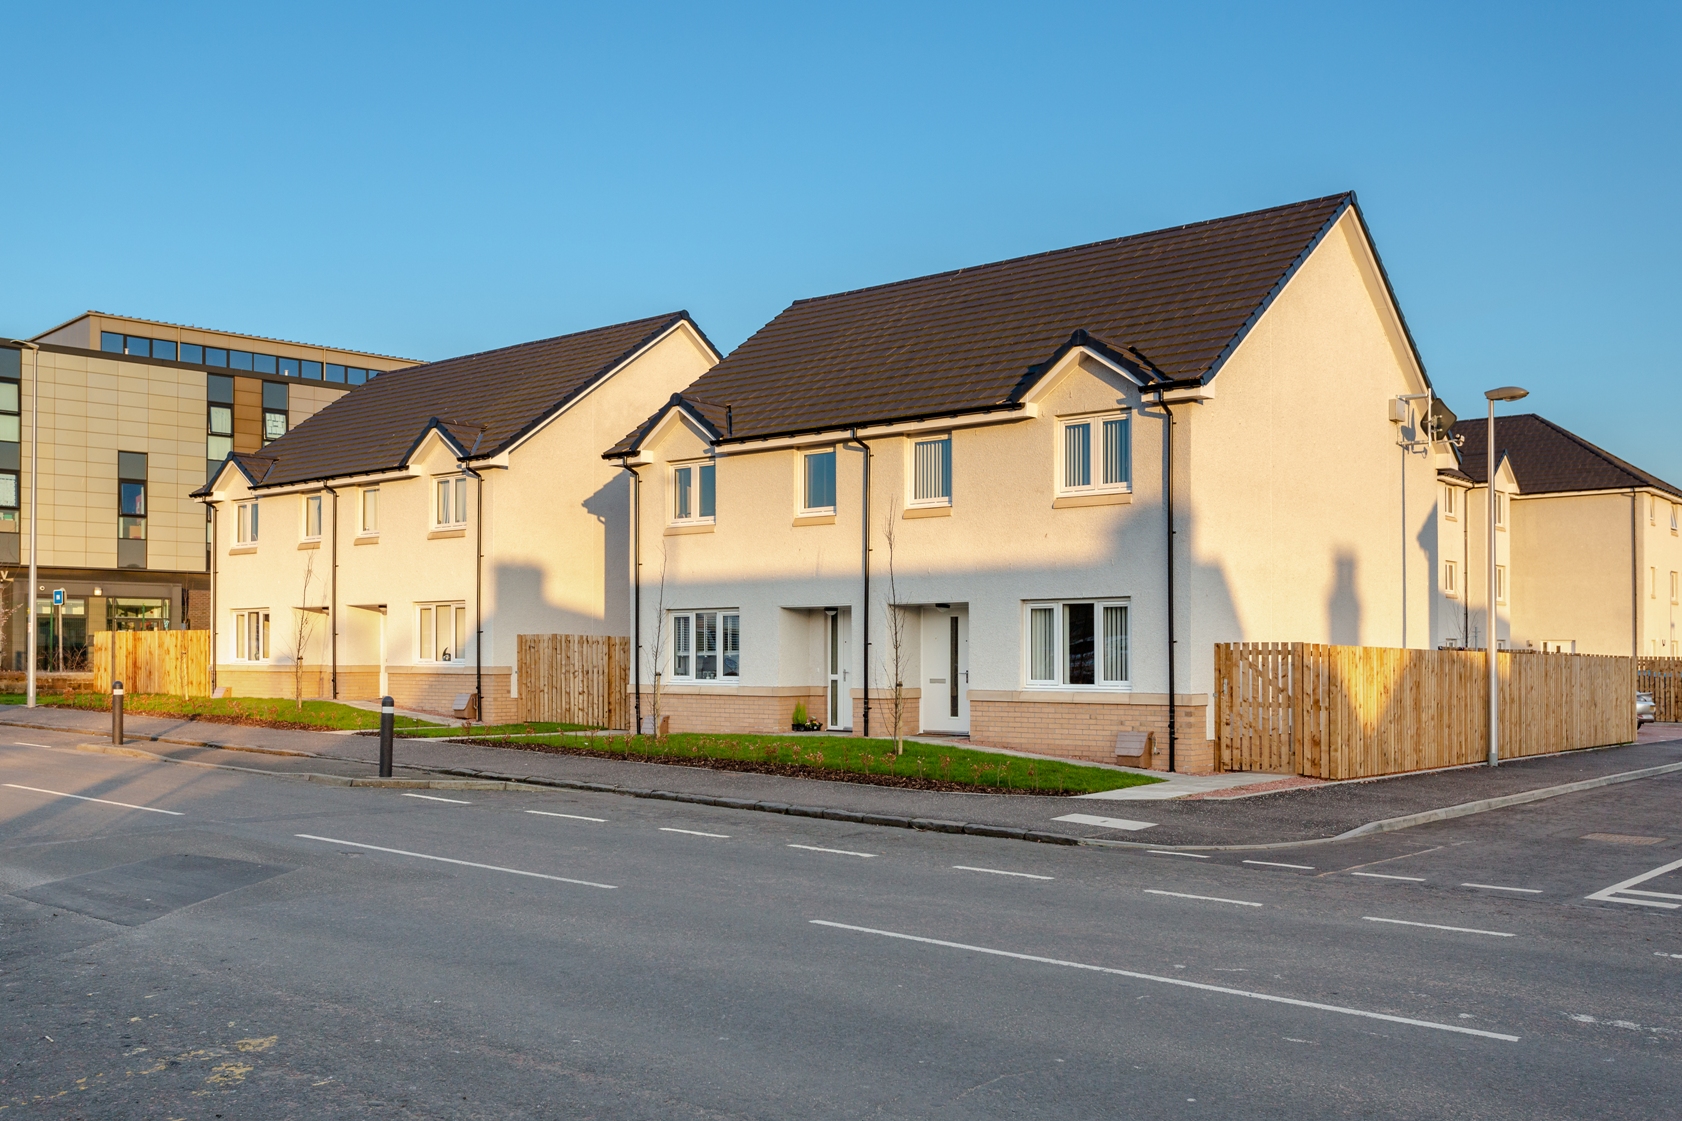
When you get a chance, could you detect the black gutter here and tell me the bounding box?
[460,462,487,721]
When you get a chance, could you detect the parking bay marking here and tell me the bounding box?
[810,920,1518,1042]
[294,834,617,889]
[402,793,471,804]
[3,783,183,816]
[661,827,730,839]
[1364,916,1515,937]
[525,810,607,823]
[1145,889,1263,908]
[789,844,875,858]
[1585,856,1682,910]
[953,865,1054,881]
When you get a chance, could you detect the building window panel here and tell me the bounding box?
[360,489,378,534]
[1058,412,1131,496]
[348,367,367,385]
[233,610,270,661]
[1443,560,1458,598]
[912,436,952,504]
[304,495,323,540]
[1496,565,1508,605]
[205,347,228,367]
[301,360,322,380]
[803,450,837,513]
[699,463,716,519]
[668,610,740,682]
[253,353,277,374]
[1026,600,1129,688]
[236,501,259,544]
[229,350,253,370]
[326,364,346,383]
[152,340,177,362]
[673,466,692,520]
[180,343,203,364]
[125,335,151,357]
[101,332,123,353]
[1062,423,1091,489]
[435,477,467,527]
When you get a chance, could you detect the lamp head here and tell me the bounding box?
[1485,386,1528,402]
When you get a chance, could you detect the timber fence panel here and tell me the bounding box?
[516,634,630,729]
[93,631,212,697]
[1637,658,1682,722]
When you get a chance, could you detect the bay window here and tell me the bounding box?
[1025,600,1129,687]
[669,610,740,682]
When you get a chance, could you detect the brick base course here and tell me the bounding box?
[212,664,517,724]
[970,699,1213,774]
[629,688,828,735]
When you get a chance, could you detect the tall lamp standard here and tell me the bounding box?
[14,341,39,709]
[1485,385,1528,766]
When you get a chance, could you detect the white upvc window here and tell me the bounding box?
[1443,485,1458,520]
[1443,560,1458,598]
[800,448,837,515]
[1024,600,1129,688]
[1671,504,1678,534]
[360,488,379,534]
[233,609,270,661]
[669,609,740,682]
[1057,412,1130,496]
[910,434,952,507]
[1493,490,1507,528]
[416,601,468,662]
[435,476,467,528]
[236,500,259,544]
[1496,565,1508,605]
[671,461,716,524]
[302,494,323,541]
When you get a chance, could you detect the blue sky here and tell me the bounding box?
[2,3,1676,475]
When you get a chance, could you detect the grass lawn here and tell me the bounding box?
[0,692,440,732]
[465,730,1164,795]
[393,722,595,738]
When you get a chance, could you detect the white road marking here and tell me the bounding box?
[660,827,730,839]
[1584,855,1682,910]
[1244,860,1315,870]
[788,843,875,858]
[1145,889,1263,907]
[2,783,183,815]
[401,792,471,804]
[1622,889,1682,900]
[525,810,607,823]
[1363,916,1514,937]
[294,834,616,888]
[1462,883,1543,894]
[1350,872,1425,882]
[810,920,1519,1042]
[1053,812,1157,831]
[13,741,54,748]
[1654,952,1682,960]
[1147,850,1209,859]
[953,865,1054,880]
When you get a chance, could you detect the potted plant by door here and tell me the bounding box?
[791,702,822,731]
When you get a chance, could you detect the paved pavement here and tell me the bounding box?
[1,736,1678,1118]
[3,705,1679,846]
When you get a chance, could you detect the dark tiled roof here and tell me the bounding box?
[204,313,701,492]
[1452,414,1682,499]
[610,193,1380,454]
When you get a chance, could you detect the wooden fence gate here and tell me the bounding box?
[93,631,212,697]
[1637,658,1682,722]
[516,633,629,729]
[1216,643,1635,780]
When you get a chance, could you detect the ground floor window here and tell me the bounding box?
[417,602,468,662]
[234,609,270,661]
[670,610,740,681]
[1025,600,1128,687]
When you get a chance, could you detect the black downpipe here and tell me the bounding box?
[460,463,486,721]
[1163,401,1177,773]
[325,484,338,699]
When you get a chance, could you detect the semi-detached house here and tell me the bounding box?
[195,312,718,719]
[607,193,1454,773]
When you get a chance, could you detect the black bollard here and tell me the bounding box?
[378,695,394,778]
[112,680,124,746]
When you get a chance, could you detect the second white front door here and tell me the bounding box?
[920,605,969,733]
[826,609,852,730]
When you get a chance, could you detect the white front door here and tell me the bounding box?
[920,605,969,733]
[826,609,851,730]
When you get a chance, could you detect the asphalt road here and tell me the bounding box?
[2,727,1679,1119]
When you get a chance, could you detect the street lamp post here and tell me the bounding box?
[1485,385,1528,766]
[18,342,39,709]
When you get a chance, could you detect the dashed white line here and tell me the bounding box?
[953,865,1054,880]
[1147,850,1210,859]
[1145,889,1263,908]
[1350,872,1425,882]
[2,783,183,815]
[789,843,875,858]
[1462,883,1543,894]
[12,741,54,748]
[810,920,1519,1042]
[525,810,607,823]
[1363,916,1514,937]
[661,827,730,839]
[1244,860,1315,870]
[402,792,471,804]
[294,834,616,888]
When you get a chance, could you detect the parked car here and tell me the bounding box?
[1637,691,1656,725]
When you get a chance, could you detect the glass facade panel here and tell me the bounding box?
[1065,603,1095,685]
[0,383,18,411]
[0,416,17,443]
[301,360,322,380]
[278,356,300,378]
[262,381,288,410]
[229,350,253,370]
[180,343,204,364]
[125,336,151,357]
[326,364,346,383]
[348,367,367,385]
[205,347,228,367]
[152,340,177,361]
[209,405,232,435]
[1102,417,1129,486]
[208,374,234,403]
[101,332,124,352]
[253,353,277,374]
[120,481,146,516]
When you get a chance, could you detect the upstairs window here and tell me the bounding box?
[1496,565,1508,605]
[1026,600,1128,687]
[670,610,740,682]
[1493,491,1508,528]
[360,488,379,534]
[303,494,323,540]
[118,452,147,542]
[1058,413,1130,495]
[1443,486,1458,520]
[0,376,19,444]
[672,462,716,524]
[802,449,836,514]
[1443,560,1458,598]
[262,382,288,443]
[911,435,952,506]
[237,500,259,544]
[435,477,467,527]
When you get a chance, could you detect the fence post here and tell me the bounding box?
[112,680,124,746]
[378,695,394,778]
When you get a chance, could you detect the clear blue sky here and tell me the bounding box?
[3,3,1676,476]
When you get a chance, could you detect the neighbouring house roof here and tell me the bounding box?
[609,191,1413,456]
[195,312,707,494]
[1451,414,1682,500]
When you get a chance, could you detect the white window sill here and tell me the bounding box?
[664,679,742,688]
[353,533,380,545]
[665,521,716,536]
[1053,490,1132,509]
[1022,683,1133,693]
[429,525,468,539]
[903,503,951,519]
[229,543,258,555]
[793,512,836,526]
[298,539,321,550]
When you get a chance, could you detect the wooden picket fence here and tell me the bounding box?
[93,630,212,697]
[516,633,629,729]
[1216,643,1636,780]
[1636,658,1682,722]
